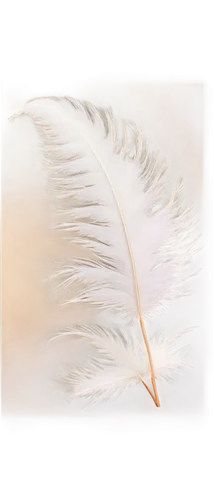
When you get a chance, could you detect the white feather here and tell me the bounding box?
[11,96,199,407]
[49,323,197,408]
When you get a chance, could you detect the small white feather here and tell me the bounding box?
[45,323,197,408]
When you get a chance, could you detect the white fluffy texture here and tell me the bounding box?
[45,323,196,408]
[12,97,200,325]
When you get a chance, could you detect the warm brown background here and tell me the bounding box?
[2,84,204,414]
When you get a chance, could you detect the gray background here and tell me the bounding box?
[0,71,214,432]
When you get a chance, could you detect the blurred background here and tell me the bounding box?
[1,83,204,415]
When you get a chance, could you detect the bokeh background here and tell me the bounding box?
[2,83,204,415]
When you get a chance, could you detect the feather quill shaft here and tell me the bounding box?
[140,317,160,405]
[89,146,159,401]
[10,96,199,407]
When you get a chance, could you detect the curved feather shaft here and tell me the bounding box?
[92,146,161,408]
[81,129,161,408]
